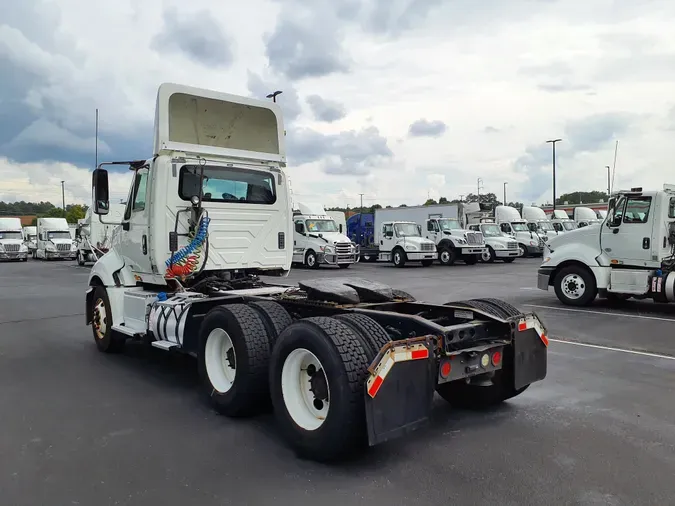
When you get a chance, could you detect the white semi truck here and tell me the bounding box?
[326,210,347,234]
[495,206,545,257]
[538,185,675,306]
[292,202,359,269]
[23,225,37,255]
[0,217,29,261]
[36,217,77,260]
[84,82,547,461]
[75,204,126,266]
[574,206,601,228]
[548,209,577,234]
[522,206,559,237]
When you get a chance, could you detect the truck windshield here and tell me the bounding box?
[511,223,528,232]
[305,220,338,233]
[395,223,421,237]
[179,165,276,204]
[0,231,22,240]
[47,231,72,240]
[480,224,502,237]
[563,221,577,231]
[438,219,462,231]
[538,221,554,231]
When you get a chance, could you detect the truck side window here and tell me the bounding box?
[669,197,675,218]
[383,224,393,237]
[553,223,562,232]
[132,169,149,212]
[295,221,305,234]
[500,223,511,233]
[623,197,651,224]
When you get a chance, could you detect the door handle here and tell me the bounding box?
[643,237,650,249]
[142,235,148,255]
[380,240,383,245]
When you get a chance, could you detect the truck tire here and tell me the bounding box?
[518,244,529,258]
[438,246,456,266]
[77,251,85,266]
[392,248,406,268]
[248,301,293,346]
[198,304,272,417]
[305,250,319,269]
[481,247,495,263]
[421,259,433,267]
[475,298,523,318]
[91,285,125,353]
[334,313,391,362]
[464,255,478,265]
[269,317,370,461]
[553,265,597,306]
[338,263,350,269]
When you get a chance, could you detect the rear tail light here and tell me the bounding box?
[492,351,502,366]
[440,360,452,378]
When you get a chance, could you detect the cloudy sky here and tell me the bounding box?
[2,0,675,209]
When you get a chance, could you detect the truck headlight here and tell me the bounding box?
[323,246,333,254]
[493,243,505,250]
[71,243,77,250]
[46,244,56,252]
[405,244,418,251]
[20,244,28,252]
[457,238,467,245]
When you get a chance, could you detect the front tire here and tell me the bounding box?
[305,250,319,269]
[270,317,370,461]
[481,247,495,263]
[518,244,529,258]
[553,265,597,306]
[438,246,456,266]
[198,304,272,417]
[392,248,407,268]
[91,285,125,353]
[77,251,85,266]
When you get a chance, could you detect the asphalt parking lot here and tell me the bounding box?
[1,258,674,506]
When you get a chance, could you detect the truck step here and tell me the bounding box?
[151,340,180,351]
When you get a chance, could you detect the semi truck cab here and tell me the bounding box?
[0,218,28,261]
[378,221,436,267]
[425,217,486,266]
[467,222,519,263]
[36,217,76,260]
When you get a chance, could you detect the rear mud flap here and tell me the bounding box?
[513,327,547,390]
[364,354,436,447]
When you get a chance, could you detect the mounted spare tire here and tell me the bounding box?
[269,317,370,462]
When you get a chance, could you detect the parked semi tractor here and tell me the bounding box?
[36,217,76,260]
[0,217,29,261]
[574,206,601,227]
[85,83,548,461]
[23,225,37,255]
[522,206,559,237]
[538,185,675,306]
[76,204,126,265]
[495,206,545,257]
[467,221,519,262]
[292,203,359,269]
[548,209,577,234]
[326,210,347,234]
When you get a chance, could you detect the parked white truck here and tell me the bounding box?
[0,217,29,261]
[23,225,37,255]
[326,210,347,235]
[76,204,126,265]
[467,221,519,263]
[292,203,358,269]
[574,206,601,228]
[522,206,559,238]
[84,83,547,462]
[495,206,545,257]
[36,217,77,260]
[538,185,675,306]
[548,209,577,234]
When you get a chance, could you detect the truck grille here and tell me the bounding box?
[507,242,517,250]
[4,244,19,252]
[466,232,484,245]
[538,237,546,246]
[335,242,352,256]
[421,243,435,252]
[56,243,71,252]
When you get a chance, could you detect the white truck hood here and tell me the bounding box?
[312,231,352,245]
[547,223,598,251]
[485,235,513,246]
[0,239,24,246]
[50,238,73,245]
[399,236,435,246]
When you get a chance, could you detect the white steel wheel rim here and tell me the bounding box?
[441,250,450,263]
[561,273,585,300]
[394,252,401,264]
[205,328,237,393]
[307,253,316,267]
[363,255,371,261]
[481,250,491,262]
[518,245,525,256]
[93,298,107,339]
[281,348,330,431]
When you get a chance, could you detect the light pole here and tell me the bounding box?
[503,182,508,205]
[266,90,283,102]
[60,181,66,216]
[477,177,484,203]
[546,139,562,211]
[605,165,611,198]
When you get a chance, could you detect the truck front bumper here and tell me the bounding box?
[537,266,555,290]
[495,249,520,258]
[460,247,487,256]
[0,252,27,260]
[406,251,438,261]
[319,252,360,265]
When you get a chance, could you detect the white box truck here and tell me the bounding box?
[76,204,126,265]
[292,202,359,268]
[36,217,76,260]
[539,185,675,306]
[0,217,29,261]
[372,204,486,266]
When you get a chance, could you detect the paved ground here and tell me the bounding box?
[1,258,674,505]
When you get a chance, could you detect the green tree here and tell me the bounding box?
[46,207,66,218]
[557,191,608,205]
[424,198,438,206]
[438,196,449,204]
[66,204,87,223]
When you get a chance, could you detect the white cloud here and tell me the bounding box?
[1,0,675,208]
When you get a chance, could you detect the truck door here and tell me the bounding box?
[601,195,655,266]
[293,220,306,262]
[426,219,439,243]
[120,167,153,275]
[381,223,394,252]
[660,196,675,260]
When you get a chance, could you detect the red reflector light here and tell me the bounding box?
[368,375,384,398]
[440,361,451,377]
[411,348,429,360]
[491,351,502,366]
[540,334,549,347]
[518,321,527,332]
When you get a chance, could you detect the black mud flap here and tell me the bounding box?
[513,328,547,390]
[364,354,436,447]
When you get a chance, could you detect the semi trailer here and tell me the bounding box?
[539,185,675,306]
[85,83,548,461]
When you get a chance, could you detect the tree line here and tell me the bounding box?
[0,201,88,224]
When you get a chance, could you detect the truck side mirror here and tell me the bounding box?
[92,168,110,215]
